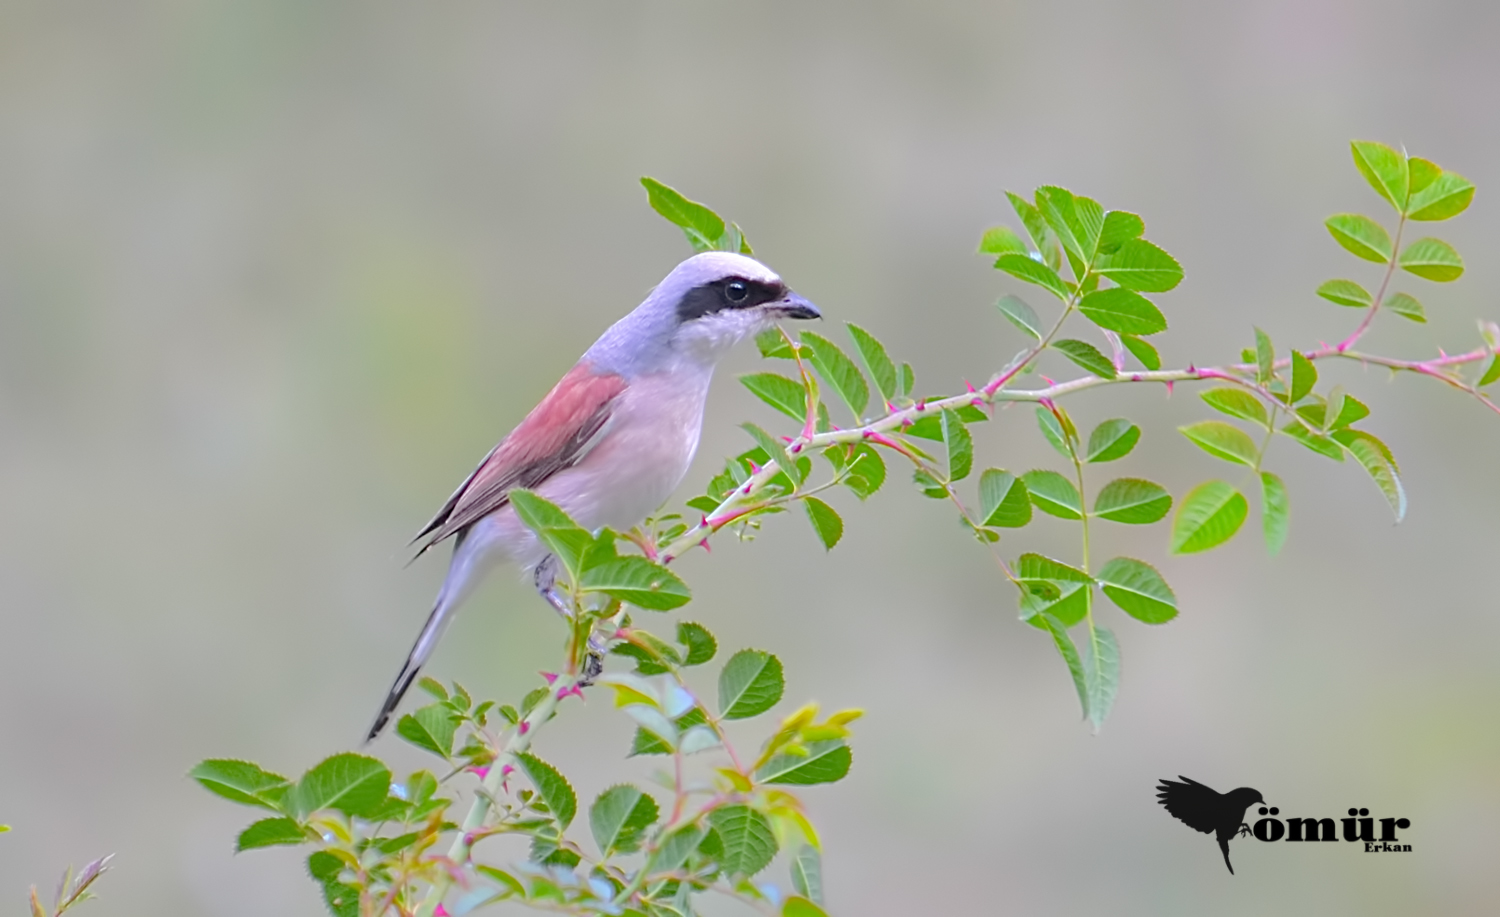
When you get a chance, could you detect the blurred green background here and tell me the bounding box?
[2,1,1498,914]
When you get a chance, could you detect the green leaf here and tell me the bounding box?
[1407,169,1474,221]
[1316,279,1373,308]
[1333,430,1406,521]
[1098,210,1145,254]
[1017,552,1093,584]
[294,754,391,819]
[190,760,291,812]
[979,469,1032,528]
[678,622,718,666]
[707,806,778,877]
[942,409,973,481]
[1085,419,1141,463]
[509,490,594,582]
[756,329,796,359]
[996,253,1069,300]
[1078,288,1167,335]
[1035,407,1072,458]
[1408,156,1440,196]
[802,497,843,550]
[1280,419,1344,460]
[641,177,725,251]
[1260,471,1289,556]
[1199,387,1268,426]
[1053,339,1116,379]
[1325,214,1392,262]
[1399,237,1464,282]
[1021,470,1083,519]
[1254,328,1274,385]
[650,824,707,875]
[1082,626,1121,733]
[309,851,360,917]
[1007,190,1054,255]
[1350,141,1408,211]
[1073,196,1105,262]
[899,362,916,398]
[629,709,707,756]
[741,423,803,487]
[740,373,808,422]
[516,753,577,828]
[1120,334,1161,370]
[396,705,459,759]
[792,846,823,905]
[842,443,887,500]
[1096,239,1183,292]
[590,785,659,856]
[800,332,870,419]
[1096,558,1177,624]
[1385,292,1427,323]
[581,556,691,610]
[996,294,1043,340]
[1039,614,1089,720]
[1093,478,1172,524]
[1479,355,1500,388]
[236,817,305,851]
[475,866,526,899]
[719,650,785,720]
[1170,480,1248,553]
[978,225,1029,256]
[1290,351,1318,403]
[1179,421,1260,466]
[1035,185,1087,273]
[846,324,898,402]
[755,740,853,785]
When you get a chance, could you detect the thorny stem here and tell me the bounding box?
[424,672,579,908]
[657,336,1498,564]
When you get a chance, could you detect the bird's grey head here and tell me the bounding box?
[585,252,821,377]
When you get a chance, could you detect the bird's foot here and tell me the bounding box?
[1238,823,1251,838]
[534,555,572,620]
[581,651,604,686]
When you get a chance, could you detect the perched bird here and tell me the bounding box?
[1155,776,1266,874]
[367,252,821,741]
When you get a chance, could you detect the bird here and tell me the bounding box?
[1155,776,1266,874]
[366,251,821,741]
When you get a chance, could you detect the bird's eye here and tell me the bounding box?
[724,280,749,304]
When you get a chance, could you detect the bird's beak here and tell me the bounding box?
[772,292,821,320]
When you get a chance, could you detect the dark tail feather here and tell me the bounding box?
[1219,836,1235,875]
[365,597,457,743]
[366,658,424,743]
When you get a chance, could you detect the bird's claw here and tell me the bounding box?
[581,651,603,686]
[1237,823,1251,838]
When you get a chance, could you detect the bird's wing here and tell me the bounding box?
[1155,776,1223,835]
[411,362,627,553]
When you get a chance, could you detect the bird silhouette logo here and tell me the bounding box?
[1156,776,1266,874]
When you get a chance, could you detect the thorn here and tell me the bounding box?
[965,379,976,393]
[436,905,450,917]
[748,460,762,474]
[1040,375,1054,386]
[557,683,585,701]
[470,766,490,780]
[700,514,709,526]
[501,764,515,778]
[699,539,711,553]
[1131,373,1142,382]
[541,672,559,685]
[1164,381,1175,395]
[971,397,984,407]
[519,721,530,735]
